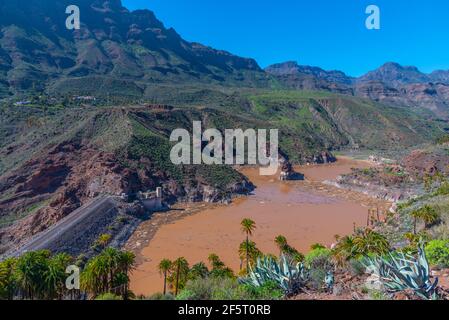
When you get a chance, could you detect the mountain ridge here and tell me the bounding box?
[2,0,449,119]
[266,61,449,118]
[0,0,268,97]
[265,61,449,87]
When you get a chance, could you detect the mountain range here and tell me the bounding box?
[1,0,449,118]
[1,0,449,253]
[265,61,449,118]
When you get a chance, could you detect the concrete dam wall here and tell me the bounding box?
[3,196,120,258]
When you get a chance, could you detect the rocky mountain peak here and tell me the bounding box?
[358,62,429,86]
[265,61,301,75]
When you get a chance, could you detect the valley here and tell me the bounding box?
[0,0,448,302]
[127,157,391,296]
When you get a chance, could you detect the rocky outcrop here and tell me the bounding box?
[313,151,337,164]
[279,159,304,181]
[181,180,254,203]
[402,147,449,177]
[333,166,420,202]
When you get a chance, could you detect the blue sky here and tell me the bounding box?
[122,0,449,76]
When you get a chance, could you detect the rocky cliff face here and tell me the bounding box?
[355,81,449,118]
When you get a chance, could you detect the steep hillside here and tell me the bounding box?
[0,105,258,253]
[1,85,447,253]
[0,0,270,98]
[247,91,445,156]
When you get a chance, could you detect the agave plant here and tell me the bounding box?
[238,255,308,295]
[363,243,439,300]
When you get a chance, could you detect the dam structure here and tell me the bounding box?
[137,187,164,212]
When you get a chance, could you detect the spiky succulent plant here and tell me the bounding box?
[363,243,439,300]
[238,255,308,296]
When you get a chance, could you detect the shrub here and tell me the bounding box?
[308,268,328,291]
[95,293,122,300]
[368,289,389,300]
[435,182,449,196]
[348,259,366,276]
[177,277,284,301]
[425,240,449,268]
[176,277,216,300]
[310,243,326,250]
[436,134,449,145]
[175,289,196,300]
[241,281,284,300]
[95,234,112,247]
[304,248,332,268]
[146,292,175,300]
[304,248,332,291]
[176,277,246,300]
[210,279,252,300]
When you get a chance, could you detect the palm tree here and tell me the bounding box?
[172,257,189,296]
[353,229,390,256]
[81,248,135,299]
[274,235,304,262]
[208,254,234,278]
[15,250,51,299]
[158,259,172,295]
[116,251,135,299]
[81,254,108,297]
[188,262,209,280]
[45,253,73,299]
[283,244,304,263]
[411,205,439,234]
[274,235,287,256]
[0,258,17,300]
[238,240,262,269]
[208,254,225,270]
[241,218,256,271]
[331,235,355,267]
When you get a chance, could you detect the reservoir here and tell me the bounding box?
[129,157,389,296]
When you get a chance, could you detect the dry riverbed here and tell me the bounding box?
[126,157,390,296]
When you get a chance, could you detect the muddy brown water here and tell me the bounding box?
[129,157,388,296]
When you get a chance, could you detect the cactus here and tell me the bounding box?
[238,255,308,295]
[363,243,439,300]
